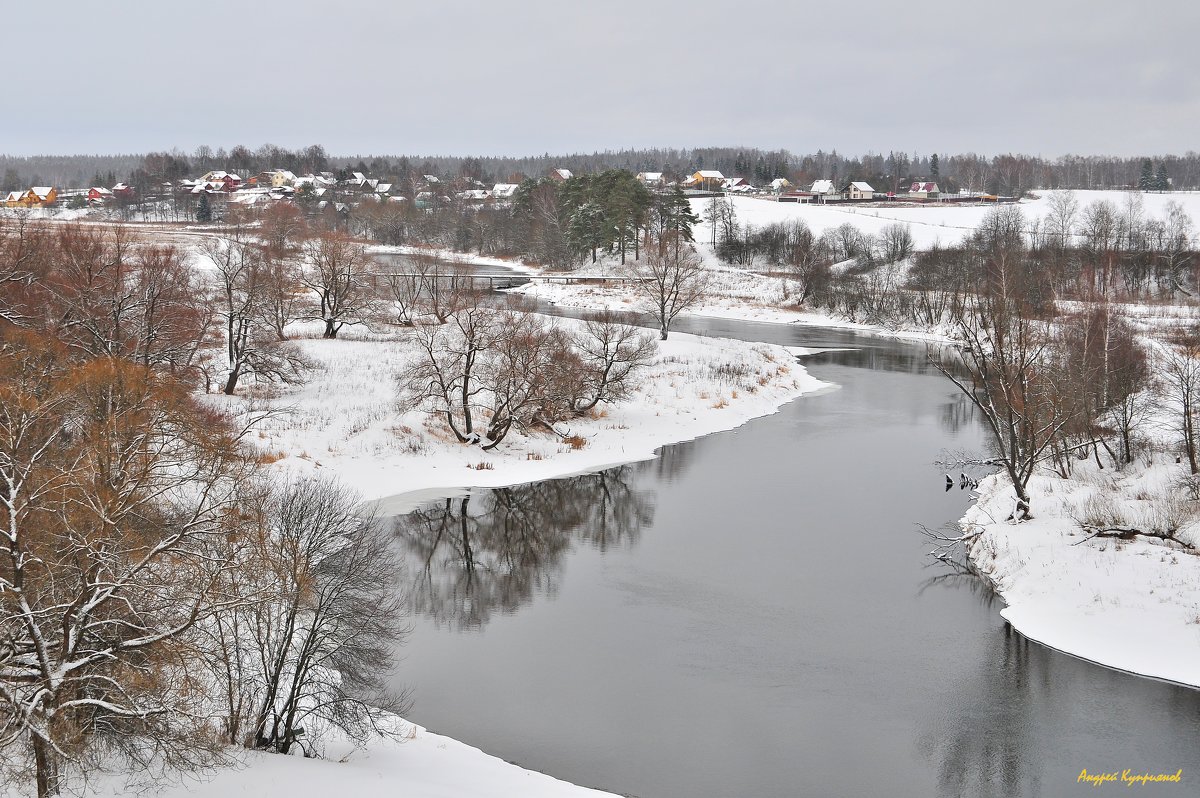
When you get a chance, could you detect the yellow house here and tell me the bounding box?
[5,188,56,207]
[690,170,725,191]
[16,187,58,207]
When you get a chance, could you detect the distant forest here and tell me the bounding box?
[3,145,1199,196]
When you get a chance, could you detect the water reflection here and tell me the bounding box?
[395,466,655,630]
[383,307,1200,798]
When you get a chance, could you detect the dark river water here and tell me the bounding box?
[372,259,1200,797]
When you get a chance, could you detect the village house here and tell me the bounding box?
[492,183,519,199]
[688,170,725,191]
[255,169,298,188]
[199,171,242,190]
[6,187,58,207]
[908,181,940,199]
[636,171,664,188]
[548,168,573,182]
[843,181,875,201]
[87,186,114,205]
[809,179,837,196]
[769,177,792,193]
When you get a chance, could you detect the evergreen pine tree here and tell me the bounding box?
[930,153,939,179]
[1138,159,1154,191]
[1155,162,1170,192]
[196,193,212,223]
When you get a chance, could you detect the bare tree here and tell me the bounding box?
[1044,189,1080,252]
[246,477,409,756]
[1159,333,1200,474]
[202,235,310,395]
[0,214,49,326]
[475,311,564,448]
[563,312,657,413]
[878,222,915,264]
[932,212,1075,519]
[0,333,255,797]
[301,231,379,339]
[400,292,499,443]
[628,234,710,340]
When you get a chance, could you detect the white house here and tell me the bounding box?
[843,181,875,200]
[492,183,519,199]
[908,181,940,199]
[810,179,836,195]
[637,171,664,187]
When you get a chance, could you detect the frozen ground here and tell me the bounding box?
[208,318,829,509]
[963,457,1200,688]
[66,719,618,798]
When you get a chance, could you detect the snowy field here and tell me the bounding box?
[207,319,829,510]
[690,190,1200,250]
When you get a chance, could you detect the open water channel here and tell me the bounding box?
[368,257,1200,796]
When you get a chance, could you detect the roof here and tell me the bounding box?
[770,178,791,188]
[848,181,875,192]
[492,183,519,198]
[811,179,834,193]
[553,168,572,179]
[31,187,54,199]
[637,172,663,181]
[424,175,440,183]
[909,182,939,193]
[696,170,724,179]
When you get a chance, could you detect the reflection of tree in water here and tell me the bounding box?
[395,466,655,630]
[939,392,979,434]
[920,624,1044,798]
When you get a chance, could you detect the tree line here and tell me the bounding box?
[7,144,1200,195]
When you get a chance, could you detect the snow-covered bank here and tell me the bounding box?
[509,271,953,344]
[365,243,539,274]
[212,320,830,509]
[962,464,1200,688]
[79,719,618,798]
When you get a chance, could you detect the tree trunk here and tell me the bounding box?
[223,364,242,396]
[659,323,668,341]
[323,319,338,338]
[33,735,59,798]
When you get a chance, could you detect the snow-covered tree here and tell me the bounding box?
[1138,158,1155,191]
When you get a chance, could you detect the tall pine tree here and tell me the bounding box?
[930,153,939,179]
[196,193,212,222]
[1155,162,1170,192]
[1138,158,1154,191]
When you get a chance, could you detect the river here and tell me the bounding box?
[370,256,1200,796]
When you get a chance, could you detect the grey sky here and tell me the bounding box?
[8,1,1199,158]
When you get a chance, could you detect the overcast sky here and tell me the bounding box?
[8,1,1198,158]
